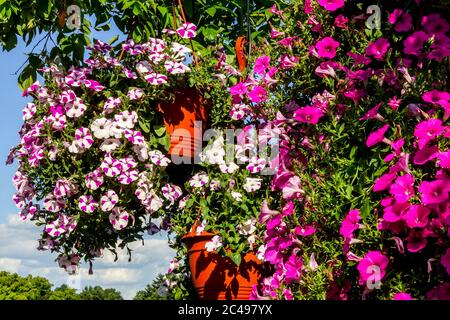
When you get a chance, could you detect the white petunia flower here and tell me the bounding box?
[100,138,122,152]
[91,117,112,139]
[243,177,262,192]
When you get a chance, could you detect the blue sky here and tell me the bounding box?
[0,20,175,299]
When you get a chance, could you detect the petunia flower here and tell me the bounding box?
[413,145,439,165]
[366,124,390,148]
[294,106,324,124]
[294,225,316,236]
[317,0,344,11]
[389,174,415,203]
[334,14,348,28]
[422,90,450,112]
[441,248,450,275]
[75,127,94,149]
[231,191,243,202]
[90,118,112,139]
[237,218,257,235]
[100,190,119,212]
[406,229,427,253]
[118,169,139,185]
[340,209,361,239]
[247,156,267,173]
[161,183,182,203]
[373,172,397,192]
[414,119,444,148]
[421,13,449,35]
[284,254,303,284]
[316,37,340,59]
[145,73,168,85]
[78,195,98,213]
[418,179,450,204]
[383,202,411,222]
[101,154,122,177]
[189,172,209,188]
[388,9,412,32]
[404,204,430,228]
[248,86,267,103]
[85,169,104,190]
[230,82,248,96]
[109,207,129,230]
[176,22,197,39]
[149,150,171,166]
[243,177,262,192]
[357,251,389,286]
[254,56,270,75]
[124,129,145,145]
[205,235,222,252]
[403,31,429,56]
[366,38,390,60]
[393,293,413,300]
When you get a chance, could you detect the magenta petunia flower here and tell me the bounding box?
[366,124,390,148]
[441,248,450,275]
[438,150,450,169]
[414,119,444,148]
[413,145,439,165]
[422,90,450,111]
[230,82,247,96]
[248,86,267,103]
[357,251,389,286]
[389,174,415,203]
[334,14,348,28]
[393,292,413,300]
[403,31,429,56]
[253,56,270,74]
[359,103,384,121]
[383,202,411,222]
[406,229,427,253]
[294,225,316,236]
[293,106,324,124]
[418,179,450,205]
[421,14,449,35]
[366,38,390,60]
[388,9,412,32]
[404,204,430,228]
[373,172,397,192]
[316,37,340,59]
[284,254,303,284]
[339,209,360,239]
[317,0,345,12]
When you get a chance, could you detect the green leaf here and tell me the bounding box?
[108,35,119,45]
[17,64,36,91]
[205,7,216,17]
[229,252,242,266]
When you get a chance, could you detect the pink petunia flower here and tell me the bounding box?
[366,124,390,148]
[421,14,449,35]
[316,37,340,59]
[85,169,104,190]
[413,145,439,165]
[414,119,444,148]
[357,251,389,286]
[404,204,430,228]
[293,106,324,124]
[388,9,412,32]
[389,174,415,203]
[284,254,303,284]
[393,292,413,300]
[366,38,390,60]
[230,82,248,96]
[403,31,429,56]
[317,0,345,11]
[145,73,167,85]
[248,86,267,103]
[254,56,270,75]
[334,14,348,28]
[441,248,450,275]
[340,209,361,239]
[422,90,450,112]
[294,225,316,237]
[373,172,397,192]
[406,229,427,253]
[418,179,450,205]
[383,202,411,222]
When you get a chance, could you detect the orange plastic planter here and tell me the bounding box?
[181,231,263,300]
[156,88,208,159]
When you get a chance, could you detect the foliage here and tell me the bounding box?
[0,0,274,90]
[0,271,52,300]
[79,285,123,300]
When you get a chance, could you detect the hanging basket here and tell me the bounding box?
[156,88,209,160]
[181,228,263,300]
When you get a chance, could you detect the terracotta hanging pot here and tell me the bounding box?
[156,88,209,160]
[181,229,263,300]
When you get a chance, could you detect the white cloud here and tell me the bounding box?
[0,214,175,299]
